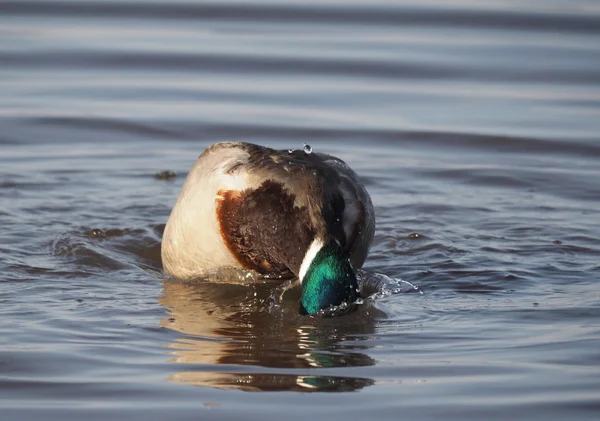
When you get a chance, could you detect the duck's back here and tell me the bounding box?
[161,142,374,280]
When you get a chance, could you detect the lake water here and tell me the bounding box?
[1,1,600,420]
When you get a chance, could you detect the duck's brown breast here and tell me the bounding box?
[216,180,316,277]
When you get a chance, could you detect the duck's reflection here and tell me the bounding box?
[159,277,377,392]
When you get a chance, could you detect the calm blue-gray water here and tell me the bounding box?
[1,1,600,420]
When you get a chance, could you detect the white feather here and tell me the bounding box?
[298,238,324,283]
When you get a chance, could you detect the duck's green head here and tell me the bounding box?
[299,240,359,315]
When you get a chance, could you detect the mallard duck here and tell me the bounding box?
[161,142,375,315]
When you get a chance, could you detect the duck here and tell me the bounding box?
[161,142,375,315]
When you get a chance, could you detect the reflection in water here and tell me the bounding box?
[159,277,377,392]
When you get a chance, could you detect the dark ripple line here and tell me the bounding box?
[2,51,453,81]
[2,1,600,34]
[26,117,600,158]
[4,51,600,85]
[29,116,186,140]
[418,170,534,189]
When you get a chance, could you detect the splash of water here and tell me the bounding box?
[356,269,423,300]
[267,269,422,317]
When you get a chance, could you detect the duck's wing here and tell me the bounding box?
[313,152,375,269]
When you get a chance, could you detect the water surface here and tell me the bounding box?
[1,1,600,420]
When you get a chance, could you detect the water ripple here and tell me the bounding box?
[2,0,600,418]
[1,2,599,35]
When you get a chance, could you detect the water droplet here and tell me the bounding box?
[303,143,312,154]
